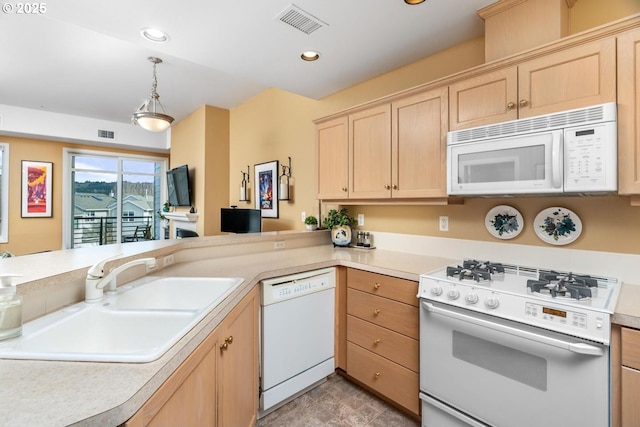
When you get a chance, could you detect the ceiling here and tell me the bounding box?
[0,0,495,126]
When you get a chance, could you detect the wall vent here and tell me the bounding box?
[97,129,116,139]
[275,4,327,35]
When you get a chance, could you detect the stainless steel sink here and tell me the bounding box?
[0,276,243,363]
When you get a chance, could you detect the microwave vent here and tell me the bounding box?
[448,103,615,144]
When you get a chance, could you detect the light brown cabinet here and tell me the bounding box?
[617,27,640,195]
[621,327,640,426]
[345,269,420,416]
[317,116,349,199]
[449,37,616,131]
[123,286,259,427]
[317,87,449,201]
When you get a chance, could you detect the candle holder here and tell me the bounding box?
[278,157,292,201]
[239,165,250,202]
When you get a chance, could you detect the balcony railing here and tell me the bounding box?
[73,216,156,247]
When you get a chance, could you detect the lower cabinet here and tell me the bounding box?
[621,327,640,426]
[122,286,259,427]
[345,268,420,416]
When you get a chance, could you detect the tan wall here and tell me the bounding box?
[228,1,640,253]
[0,136,168,255]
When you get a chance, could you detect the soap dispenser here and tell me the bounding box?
[0,274,23,341]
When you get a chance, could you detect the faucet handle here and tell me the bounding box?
[87,253,123,278]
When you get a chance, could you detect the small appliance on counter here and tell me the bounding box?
[0,274,22,341]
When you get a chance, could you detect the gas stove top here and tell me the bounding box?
[418,259,621,343]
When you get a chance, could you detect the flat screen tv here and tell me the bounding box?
[167,165,192,207]
[221,208,262,233]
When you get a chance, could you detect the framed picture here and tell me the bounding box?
[22,160,53,217]
[254,160,279,218]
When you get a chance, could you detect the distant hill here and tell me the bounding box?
[75,181,155,197]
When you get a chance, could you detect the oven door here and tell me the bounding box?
[447,130,563,195]
[420,300,609,427]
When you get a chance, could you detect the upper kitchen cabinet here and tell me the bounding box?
[617,27,640,195]
[391,87,448,198]
[349,104,392,199]
[317,116,349,200]
[449,38,617,131]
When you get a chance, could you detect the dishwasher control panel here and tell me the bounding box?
[261,267,336,305]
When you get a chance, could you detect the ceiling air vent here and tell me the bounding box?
[97,129,115,140]
[275,4,327,35]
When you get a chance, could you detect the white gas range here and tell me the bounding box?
[418,259,622,427]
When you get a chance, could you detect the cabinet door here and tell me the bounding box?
[349,104,392,198]
[391,87,449,198]
[448,67,518,131]
[617,28,640,194]
[317,117,349,199]
[622,367,640,427]
[218,286,259,427]
[519,37,616,118]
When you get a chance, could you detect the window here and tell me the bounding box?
[63,149,167,249]
[0,144,8,244]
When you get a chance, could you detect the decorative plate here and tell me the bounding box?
[533,207,582,245]
[485,205,524,240]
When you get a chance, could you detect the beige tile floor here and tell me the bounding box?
[257,374,420,427]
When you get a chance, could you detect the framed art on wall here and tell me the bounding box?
[255,160,279,218]
[22,160,53,217]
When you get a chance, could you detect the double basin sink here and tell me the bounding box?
[0,276,243,363]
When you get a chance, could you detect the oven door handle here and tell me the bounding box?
[420,393,489,427]
[422,301,604,356]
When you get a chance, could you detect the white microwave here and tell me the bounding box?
[447,102,617,196]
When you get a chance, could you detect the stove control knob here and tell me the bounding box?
[431,286,443,296]
[465,293,479,304]
[485,296,500,309]
[447,289,460,300]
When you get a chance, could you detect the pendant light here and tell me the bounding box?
[132,57,174,132]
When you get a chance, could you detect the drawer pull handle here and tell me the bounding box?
[375,372,381,379]
[373,283,381,290]
[374,338,381,345]
[373,309,381,315]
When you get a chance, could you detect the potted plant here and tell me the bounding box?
[322,208,355,247]
[304,215,318,230]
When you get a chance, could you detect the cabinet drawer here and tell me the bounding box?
[347,269,418,306]
[347,289,418,339]
[622,366,640,426]
[622,327,640,370]
[347,314,418,372]
[347,341,419,416]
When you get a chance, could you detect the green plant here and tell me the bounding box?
[304,215,318,225]
[322,208,355,229]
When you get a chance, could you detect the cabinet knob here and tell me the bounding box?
[375,372,381,379]
[384,184,391,190]
[506,102,516,110]
[519,99,528,107]
[342,187,348,192]
[226,336,233,344]
[373,309,381,315]
[373,283,381,290]
[392,184,397,190]
[220,342,228,351]
[374,338,381,345]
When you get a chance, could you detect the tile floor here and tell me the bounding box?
[256,374,420,427]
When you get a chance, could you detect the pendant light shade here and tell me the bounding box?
[132,57,174,132]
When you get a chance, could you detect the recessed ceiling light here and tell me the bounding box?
[140,28,169,43]
[404,0,425,4]
[301,51,320,61]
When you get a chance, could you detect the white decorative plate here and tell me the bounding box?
[533,207,582,245]
[485,205,524,240]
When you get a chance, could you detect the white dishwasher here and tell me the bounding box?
[260,267,336,416]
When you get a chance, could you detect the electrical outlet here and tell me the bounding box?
[357,214,365,226]
[163,254,175,268]
[274,241,286,249]
[301,211,306,223]
[439,216,449,232]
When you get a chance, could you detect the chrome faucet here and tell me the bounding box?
[85,255,156,303]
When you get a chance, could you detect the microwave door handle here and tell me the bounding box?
[551,132,562,189]
[422,301,604,356]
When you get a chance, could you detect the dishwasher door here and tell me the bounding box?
[260,268,336,414]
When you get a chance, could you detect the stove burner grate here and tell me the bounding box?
[446,260,505,282]
[527,272,596,300]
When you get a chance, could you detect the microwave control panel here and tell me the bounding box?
[564,122,616,191]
